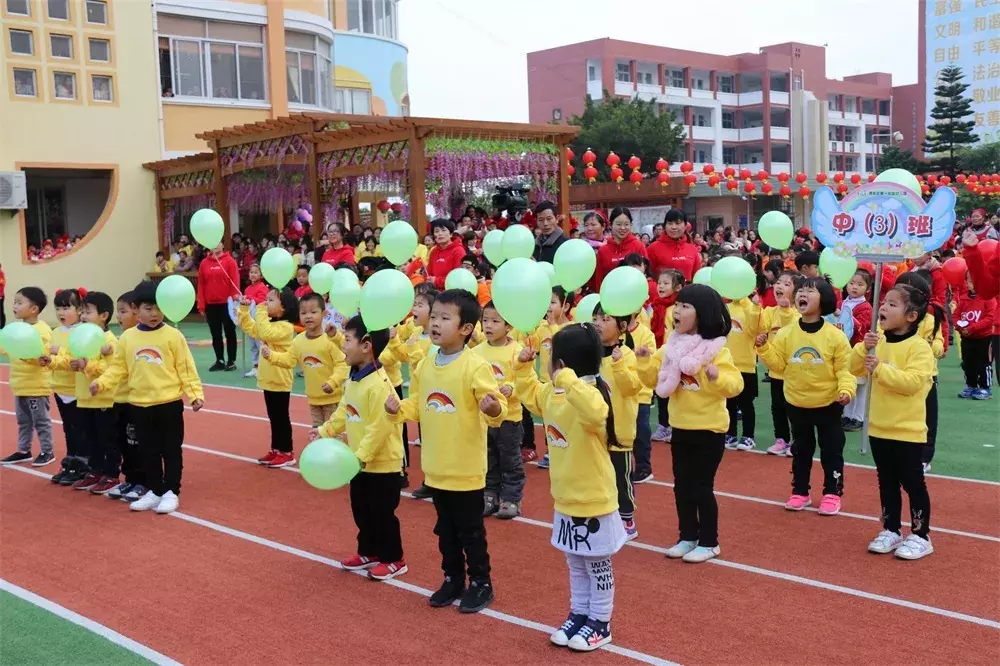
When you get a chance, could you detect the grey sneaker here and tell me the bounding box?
[496,500,520,520]
[483,492,499,517]
[736,437,756,451]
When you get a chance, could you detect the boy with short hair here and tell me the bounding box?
[108,290,145,501]
[1,287,54,466]
[794,250,820,278]
[385,289,507,613]
[89,282,204,514]
[313,316,406,581]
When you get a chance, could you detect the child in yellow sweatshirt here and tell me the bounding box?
[759,270,803,455]
[1,287,54,466]
[756,277,854,516]
[241,288,298,469]
[313,315,407,581]
[90,281,203,514]
[850,284,935,561]
[385,289,507,614]
[637,284,743,563]
[48,288,84,482]
[107,289,144,501]
[528,286,573,468]
[724,296,761,451]
[515,323,624,652]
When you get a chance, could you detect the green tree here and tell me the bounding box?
[922,66,978,176]
[957,142,1000,174]
[568,92,686,180]
[877,146,925,174]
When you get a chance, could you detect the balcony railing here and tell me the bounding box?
[769,91,789,105]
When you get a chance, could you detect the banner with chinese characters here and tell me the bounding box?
[926,0,1000,144]
[810,184,957,261]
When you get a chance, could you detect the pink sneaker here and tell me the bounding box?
[767,439,791,456]
[784,494,811,511]
[817,494,842,516]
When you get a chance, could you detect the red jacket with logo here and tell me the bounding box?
[321,244,356,266]
[197,253,241,311]
[954,291,995,339]
[595,233,647,289]
[646,235,702,282]
[427,237,467,289]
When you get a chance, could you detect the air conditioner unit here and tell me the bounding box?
[0,172,27,210]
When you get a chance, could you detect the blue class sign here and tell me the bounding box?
[810,183,956,261]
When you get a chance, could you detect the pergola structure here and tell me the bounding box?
[143,113,579,251]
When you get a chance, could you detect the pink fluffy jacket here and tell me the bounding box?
[655,332,728,398]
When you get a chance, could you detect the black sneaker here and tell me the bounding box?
[458,580,495,614]
[208,361,225,372]
[32,452,55,467]
[1,451,32,464]
[631,469,654,484]
[428,576,465,608]
[410,483,433,500]
[60,469,86,486]
[843,419,863,432]
[50,468,68,484]
[399,473,409,489]
[224,362,237,371]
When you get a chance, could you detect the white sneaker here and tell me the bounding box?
[894,534,933,560]
[155,490,179,514]
[652,425,669,441]
[736,437,756,451]
[682,545,720,563]
[243,367,257,378]
[130,491,161,512]
[664,540,698,559]
[410,438,421,447]
[867,529,904,554]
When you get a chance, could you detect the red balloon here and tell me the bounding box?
[980,238,999,261]
[941,257,967,287]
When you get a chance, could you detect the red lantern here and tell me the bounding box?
[762,182,774,195]
[680,161,694,173]
[940,175,951,186]
[921,184,931,196]
[816,172,828,184]
[956,174,967,185]
[965,181,977,191]
[833,172,845,184]
[683,173,697,189]
[867,173,877,183]
[390,202,403,214]
[376,200,391,213]
[567,164,575,181]
[927,174,938,186]
[794,172,807,184]
[777,172,790,183]
[836,183,849,195]
[992,174,999,184]
[724,166,736,179]
[849,173,861,186]
[756,170,770,182]
[744,182,757,195]
[969,174,979,183]
[565,147,575,162]
[629,170,643,187]
[610,166,624,183]
[798,185,811,200]
[942,258,968,287]
[726,179,739,192]
[582,149,597,166]
[627,155,641,171]
[656,171,671,188]
[740,168,752,181]
[779,184,792,199]
[606,152,621,168]
[703,164,715,176]
[655,158,669,172]
[584,166,599,183]
[707,174,721,188]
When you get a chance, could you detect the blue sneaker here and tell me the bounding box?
[958,387,977,399]
[107,482,132,500]
[973,388,993,400]
[568,618,612,652]
[536,453,550,470]
[550,612,588,647]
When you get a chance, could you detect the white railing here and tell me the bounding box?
[829,140,841,152]
[614,80,633,97]
[739,90,763,106]
[637,82,661,97]
[771,162,791,174]
[691,89,714,99]
[717,91,739,106]
[721,128,740,142]
[770,127,790,141]
[741,126,765,141]
[692,126,715,141]
[769,91,789,105]
[828,108,844,120]
[861,113,878,125]
[586,80,602,101]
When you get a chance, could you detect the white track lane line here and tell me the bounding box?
[0,578,182,666]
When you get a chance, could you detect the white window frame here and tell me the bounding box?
[345,0,399,39]
[53,71,76,99]
[46,0,69,20]
[9,28,33,56]
[6,0,30,16]
[163,33,268,103]
[718,75,734,93]
[50,33,73,59]
[85,0,107,25]
[88,37,110,62]
[91,74,113,102]
[615,62,630,83]
[336,87,371,114]
[286,33,333,110]
[587,65,596,82]
[669,70,684,89]
[12,67,37,97]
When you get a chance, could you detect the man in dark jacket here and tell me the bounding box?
[532,201,567,263]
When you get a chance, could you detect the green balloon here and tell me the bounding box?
[710,256,756,300]
[445,267,479,295]
[0,322,44,360]
[482,229,506,267]
[261,247,295,287]
[693,266,714,286]
[538,262,557,287]
[189,208,224,250]
[599,266,648,316]
[553,238,597,291]
[491,257,550,332]
[758,211,794,250]
[875,168,921,196]
[308,262,335,295]
[69,323,105,359]
[360,269,414,330]
[501,224,535,260]
[820,248,858,288]
[299,438,360,490]
[574,293,601,323]
[156,274,196,322]
[328,268,361,315]
[380,220,418,266]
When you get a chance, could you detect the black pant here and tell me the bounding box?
[0,297,5,328]
[114,403,143,485]
[133,400,184,496]
[657,396,669,428]
[205,302,237,365]
[431,488,491,583]
[521,409,536,450]
[263,390,293,453]
[79,407,116,477]
[992,335,999,384]
[670,429,725,548]
[922,379,938,465]
[54,396,85,460]
[349,471,403,562]
[727,371,758,439]
[609,449,635,521]
[787,402,845,497]
[961,336,992,389]
[770,379,791,442]
[486,420,525,502]
[870,436,931,538]
[395,384,408,469]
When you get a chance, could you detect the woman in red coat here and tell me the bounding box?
[320,223,356,265]
[595,207,647,288]
[197,243,241,371]
[426,218,467,289]
[646,208,702,281]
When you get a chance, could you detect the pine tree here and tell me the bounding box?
[922,66,978,176]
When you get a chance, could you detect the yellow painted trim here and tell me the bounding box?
[7,63,44,102]
[14,162,120,266]
[47,65,83,104]
[1,0,37,22]
[82,0,115,32]
[87,69,118,107]
[83,33,114,67]
[4,25,40,61]
[44,28,79,64]
[42,0,75,25]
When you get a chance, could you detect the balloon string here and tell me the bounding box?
[213,254,241,295]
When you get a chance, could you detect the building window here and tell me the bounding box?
[9,29,33,55]
[336,87,371,114]
[88,37,110,62]
[722,111,735,129]
[722,147,736,164]
[46,0,68,20]
[13,68,37,96]
[694,78,704,90]
[285,31,333,108]
[345,0,397,37]
[6,0,29,16]
[695,113,708,127]
[587,65,596,81]
[92,74,112,101]
[85,0,107,24]
[615,62,630,83]
[50,34,73,59]
[718,75,734,93]
[669,70,684,88]
[640,71,652,85]
[53,71,75,99]
[878,100,890,115]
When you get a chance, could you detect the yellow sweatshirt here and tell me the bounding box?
[330,327,404,388]
[849,333,934,443]
[269,331,348,405]
[757,320,856,408]
[95,325,204,406]
[627,322,656,404]
[880,314,943,376]
[49,326,76,396]
[637,345,743,434]
[473,337,532,422]
[238,305,295,392]
[50,330,118,409]
[726,298,761,374]
[317,367,404,473]
[388,322,433,377]
[758,306,800,380]
[635,308,651,330]
[4,321,52,397]
[528,319,570,382]
[390,348,508,491]
[113,327,136,404]
[600,347,642,451]
[516,367,618,517]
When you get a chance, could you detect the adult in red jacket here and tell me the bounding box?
[197,243,241,371]
[320,223,356,266]
[595,207,647,288]
[962,227,1000,383]
[913,253,947,306]
[426,218,467,289]
[647,208,702,281]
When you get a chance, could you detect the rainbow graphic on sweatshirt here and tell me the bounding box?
[424,391,456,413]
[545,424,568,449]
[490,363,506,382]
[302,355,324,369]
[790,347,825,364]
[731,319,743,333]
[344,404,361,423]
[134,348,164,365]
[679,373,700,391]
